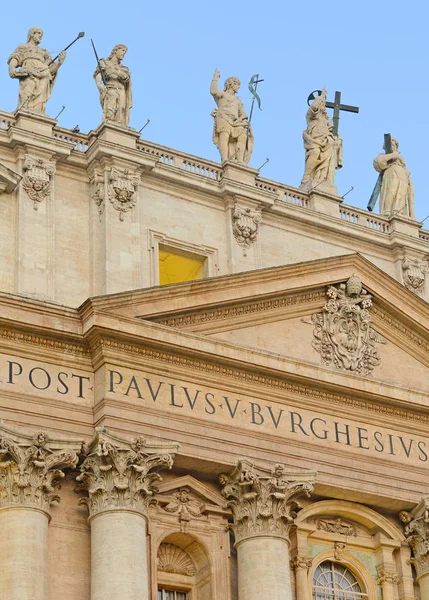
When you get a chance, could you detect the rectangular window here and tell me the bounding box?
[158,590,187,600]
[159,244,207,286]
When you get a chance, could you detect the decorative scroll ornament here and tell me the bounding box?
[89,168,105,215]
[317,517,357,537]
[76,427,178,518]
[0,423,80,512]
[22,154,55,210]
[219,460,315,543]
[162,488,204,531]
[402,257,429,295]
[400,497,429,578]
[108,166,141,221]
[157,543,196,576]
[376,568,399,585]
[232,204,262,251]
[311,275,384,375]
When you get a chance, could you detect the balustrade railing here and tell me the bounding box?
[339,205,390,233]
[419,230,429,243]
[136,141,221,180]
[0,111,15,130]
[255,178,310,208]
[53,128,88,152]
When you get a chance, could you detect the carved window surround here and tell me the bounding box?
[148,230,219,287]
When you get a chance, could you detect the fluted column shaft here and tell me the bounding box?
[0,425,80,600]
[220,460,316,600]
[77,428,178,600]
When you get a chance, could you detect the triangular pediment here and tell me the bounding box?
[157,475,225,508]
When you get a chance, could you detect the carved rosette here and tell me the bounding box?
[232,204,262,250]
[400,497,429,578]
[22,154,55,210]
[89,168,105,215]
[0,422,80,513]
[220,459,315,544]
[402,258,429,296]
[76,427,178,519]
[311,275,384,375]
[108,166,141,221]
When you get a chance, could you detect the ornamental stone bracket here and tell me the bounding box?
[0,421,81,514]
[89,168,105,216]
[402,257,429,296]
[376,567,400,586]
[76,427,178,520]
[22,154,55,210]
[291,556,313,571]
[400,497,429,579]
[108,166,141,221]
[219,459,315,544]
[232,204,262,254]
[0,162,21,194]
[310,275,385,376]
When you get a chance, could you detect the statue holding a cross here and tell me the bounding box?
[300,88,359,196]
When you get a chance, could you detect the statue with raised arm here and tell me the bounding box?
[373,137,415,219]
[94,44,132,126]
[300,89,342,194]
[8,27,66,113]
[210,69,253,164]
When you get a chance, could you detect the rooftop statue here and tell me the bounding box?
[373,137,415,220]
[8,27,66,113]
[300,89,342,194]
[210,69,253,164]
[94,44,132,126]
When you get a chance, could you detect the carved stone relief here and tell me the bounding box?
[311,275,384,375]
[219,459,315,543]
[108,166,141,221]
[232,204,261,252]
[89,168,105,215]
[0,423,80,512]
[402,257,429,296]
[157,543,196,576]
[400,497,429,578]
[22,154,55,210]
[334,541,347,560]
[160,488,204,532]
[291,556,313,571]
[76,427,177,518]
[317,517,357,537]
[376,568,399,585]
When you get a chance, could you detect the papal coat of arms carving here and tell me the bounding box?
[311,275,384,375]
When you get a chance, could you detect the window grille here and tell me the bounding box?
[157,589,187,600]
[312,561,367,600]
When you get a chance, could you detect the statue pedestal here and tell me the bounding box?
[222,160,259,186]
[14,110,56,137]
[389,215,421,239]
[88,122,140,150]
[308,189,343,218]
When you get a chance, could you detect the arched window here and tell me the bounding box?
[313,561,367,600]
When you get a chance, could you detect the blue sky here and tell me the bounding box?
[1,1,428,219]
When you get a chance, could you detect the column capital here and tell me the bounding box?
[77,427,178,519]
[400,497,429,579]
[220,459,316,544]
[0,421,81,514]
[292,556,313,571]
[376,568,400,585]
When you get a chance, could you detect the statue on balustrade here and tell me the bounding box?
[94,44,132,126]
[8,27,66,113]
[210,69,253,164]
[300,88,342,195]
[373,137,415,219]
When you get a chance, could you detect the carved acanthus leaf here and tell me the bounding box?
[292,556,313,571]
[310,275,384,375]
[0,424,80,512]
[22,154,55,210]
[76,428,178,518]
[220,460,315,543]
[157,543,196,576]
[400,497,429,578]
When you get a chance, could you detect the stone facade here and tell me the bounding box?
[0,107,429,600]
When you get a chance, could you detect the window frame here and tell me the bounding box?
[312,560,368,600]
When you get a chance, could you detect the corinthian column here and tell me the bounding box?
[77,427,178,600]
[0,422,81,600]
[220,460,316,600]
[292,556,313,600]
[400,498,429,600]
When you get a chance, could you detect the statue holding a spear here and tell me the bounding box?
[8,27,84,114]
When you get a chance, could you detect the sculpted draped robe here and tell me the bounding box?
[95,59,132,126]
[301,97,342,187]
[8,43,56,113]
[373,151,415,219]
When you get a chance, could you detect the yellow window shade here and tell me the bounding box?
[159,248,206,286]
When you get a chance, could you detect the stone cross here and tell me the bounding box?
[307,90,359,136]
